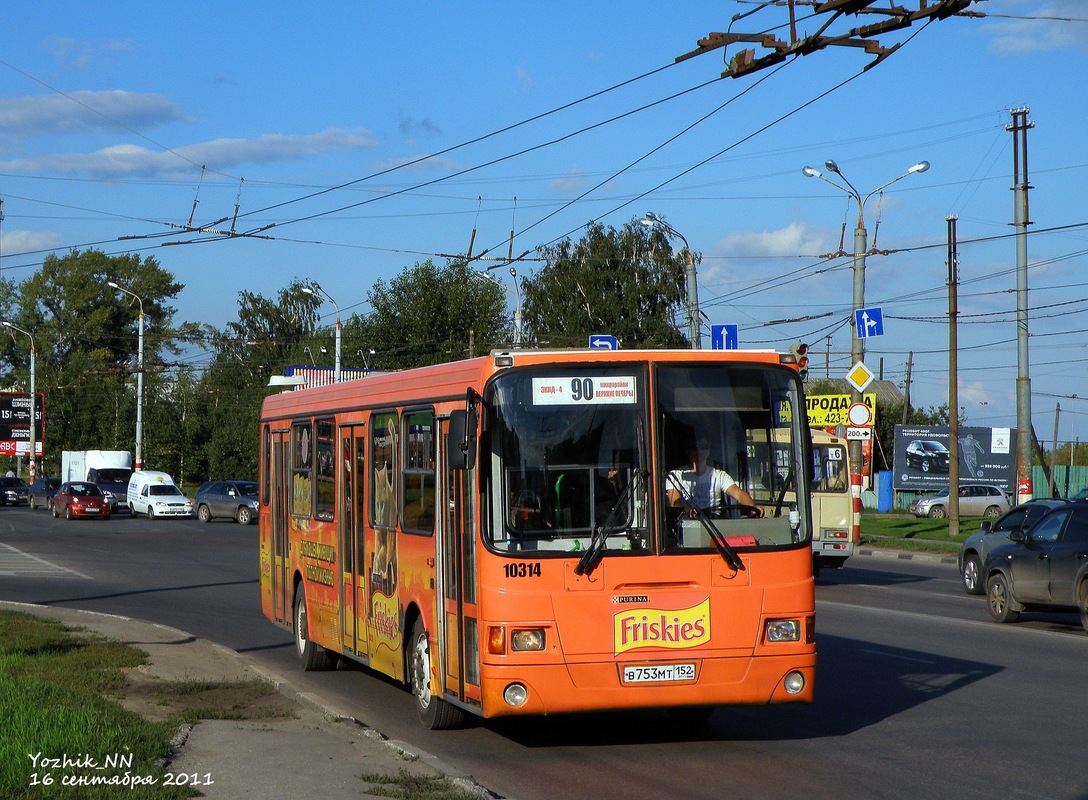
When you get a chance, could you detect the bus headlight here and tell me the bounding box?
[783,671,806,695]
[510,629,546,651]
[504,683,528,707]
[765,619,801,642]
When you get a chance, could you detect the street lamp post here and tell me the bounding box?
[641,212,701,349]
[301,281,341,383]
[107,281,145,471]
[802,158,929,536]
[2,321,36,478]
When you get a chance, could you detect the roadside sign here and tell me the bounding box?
[847,402,873,427]
[855,307,884,339]
[0,392,44,456]
[846,361,875,393]
[846,427,872,440]
[710,324,739,350]
[589,335,618,350]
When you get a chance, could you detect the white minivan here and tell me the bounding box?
[127,470,194,519]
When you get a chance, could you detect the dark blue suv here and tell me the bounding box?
[984,502,1088,633]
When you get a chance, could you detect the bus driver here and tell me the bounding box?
[667,435,763,518]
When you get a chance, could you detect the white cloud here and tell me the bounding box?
[715,221,826,258]
[0,229,64,257]
[983,1,1087,53]
[0,128,380,179]
[371,153,459,173]
[548,169,588,194]
[0,91,182,136]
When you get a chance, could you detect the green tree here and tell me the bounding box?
[346,259,511,370]
[1,249,190,476]
[520,218,688,348]
[198,279,324,480]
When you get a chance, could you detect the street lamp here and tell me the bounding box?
[802,158,929,529]
[106,281,145,472]
[301,281,341,383]
[2,321,36,478]
[641,212,701,348]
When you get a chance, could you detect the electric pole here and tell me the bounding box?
[947,216,960,535]
[1009,108,1034,502]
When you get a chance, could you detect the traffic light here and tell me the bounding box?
[789,342,810,381]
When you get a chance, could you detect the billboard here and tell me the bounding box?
[894,425,1015,492]
[0,391,44,457]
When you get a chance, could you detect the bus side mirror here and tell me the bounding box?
[447,409,477,471]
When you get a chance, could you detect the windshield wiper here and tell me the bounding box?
[574,469,645,577]
[666,473,746,572]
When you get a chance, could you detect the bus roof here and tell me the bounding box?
[260,348,795,420]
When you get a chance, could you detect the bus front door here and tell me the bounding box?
[438,417,481,711]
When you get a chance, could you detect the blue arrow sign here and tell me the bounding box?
[711,324,739,350]
[855,307,884,339]
[589,334,618,350]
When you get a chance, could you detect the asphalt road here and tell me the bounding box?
[1,507,1085,800]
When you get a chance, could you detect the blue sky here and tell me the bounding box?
[2,1,1087,444]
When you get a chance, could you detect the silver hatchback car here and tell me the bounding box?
[909,484,1010,520]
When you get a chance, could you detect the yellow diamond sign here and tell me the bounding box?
[846,361,875,393]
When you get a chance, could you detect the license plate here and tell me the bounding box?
[622,663,696,683]
[84,508,101,514]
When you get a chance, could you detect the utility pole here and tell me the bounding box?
[1009,108,1034,503]
[901,352,913,425]
[1050,403,1060,498]
[947,216,960,536]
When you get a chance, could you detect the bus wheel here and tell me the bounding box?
[293,587,333,670]
[409,618,465,730]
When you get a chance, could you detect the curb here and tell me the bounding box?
[854,546,958,565]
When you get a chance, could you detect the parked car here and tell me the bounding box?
[983,503,1088,633]
[904,439,950,473]
[958,499,1069,594]
[0,475,30,506]
[51,481,112,520]
[908,484,1010,519]
[28,477,61,511]
[194,480,259,524]
[1071,487,1088,501]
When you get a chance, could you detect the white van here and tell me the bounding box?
[127,470,194,519]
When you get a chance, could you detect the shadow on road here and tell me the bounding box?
[489,632,998,747]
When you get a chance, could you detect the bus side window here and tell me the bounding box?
[402,410,436,533]
[291,421,313,518]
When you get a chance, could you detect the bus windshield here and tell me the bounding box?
[483,362,810,556]
[485,366,649,553]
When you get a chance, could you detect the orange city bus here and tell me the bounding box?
[259,348,816,729]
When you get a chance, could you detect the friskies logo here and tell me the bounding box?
[613,599,710,654]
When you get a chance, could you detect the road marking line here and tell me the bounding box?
[0,542,92,579]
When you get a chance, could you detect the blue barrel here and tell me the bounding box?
[877,470,894,513]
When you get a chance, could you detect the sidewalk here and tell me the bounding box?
[0,601,491,800]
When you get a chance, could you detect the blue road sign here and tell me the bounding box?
[855,307,884,339]
[711,324,739,350]
[589,334,618,350]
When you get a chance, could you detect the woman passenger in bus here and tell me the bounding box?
[667,435,764,518]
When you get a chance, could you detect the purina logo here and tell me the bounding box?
[613,599,710,655]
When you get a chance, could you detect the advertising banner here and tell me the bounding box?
[0,392,44,456]
[894,425,1016,492]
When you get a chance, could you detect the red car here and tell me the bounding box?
[51,482,112,520]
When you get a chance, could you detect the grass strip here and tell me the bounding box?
[0,611,193,799]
